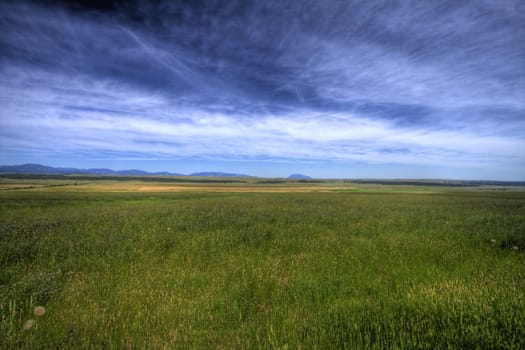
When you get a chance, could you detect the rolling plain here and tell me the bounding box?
[1,175,524,349]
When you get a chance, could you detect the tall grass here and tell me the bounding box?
[1,190,524,348]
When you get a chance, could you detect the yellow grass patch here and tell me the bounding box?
[34,182,355,193]
[0,177,359,193]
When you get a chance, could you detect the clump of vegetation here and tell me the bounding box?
[499,224,525,251]
[1,187,524,348]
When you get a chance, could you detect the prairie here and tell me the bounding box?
[1,179,524,348]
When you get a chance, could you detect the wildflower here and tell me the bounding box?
[34,306,46,316]
[23,319,34,330]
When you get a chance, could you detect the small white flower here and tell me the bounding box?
[34,306,46,316]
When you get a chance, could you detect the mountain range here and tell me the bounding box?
[0,163,272,178]
[0,163,179,176]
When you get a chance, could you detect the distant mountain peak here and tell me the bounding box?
[190,171,252,178]
[288,173,311,179]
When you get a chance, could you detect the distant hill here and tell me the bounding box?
[288,173,311,179]
[0,163,65,174]
[112,169,150,175]
[190,171,252,178]
[0,163,183,176]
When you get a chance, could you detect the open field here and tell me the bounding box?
[1,174,523,193]
[1,178,524,348]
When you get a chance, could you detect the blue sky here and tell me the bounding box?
[1,0,524,179]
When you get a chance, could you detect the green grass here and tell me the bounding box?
[1,189,524,349]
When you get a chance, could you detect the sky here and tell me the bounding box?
[1,0,524,179]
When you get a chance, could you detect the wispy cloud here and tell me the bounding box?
[1,0,524,178]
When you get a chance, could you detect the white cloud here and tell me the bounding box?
[2,67,523,170]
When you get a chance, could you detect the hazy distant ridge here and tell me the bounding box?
[190,171,253,178]
[288,173,311,179]
[0,163,254,177]
[0,163,180,176]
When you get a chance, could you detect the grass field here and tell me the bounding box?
[1,178,524,348]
